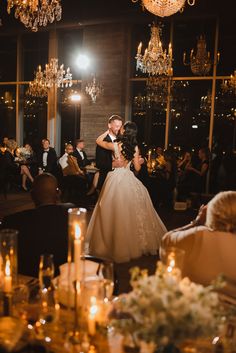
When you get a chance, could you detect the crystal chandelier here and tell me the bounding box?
[133,77,170,110]
[146,76,169,105]
[221,71,236,95]
[26,79,48,97]
[183,36,219,76]
[132,0,195,17]
[135,24,173,76]
[34,58,73,89]
[200,90,212,113]
[7,0,62,32]
[85,76,104,103]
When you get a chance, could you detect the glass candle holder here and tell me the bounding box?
[161,246,185,278]
[68,208,87,283]
[67,208,88,345]
[0,229,18,292]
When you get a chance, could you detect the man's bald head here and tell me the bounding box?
[31,173,60,207]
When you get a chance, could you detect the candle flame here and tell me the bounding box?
[90,296,98,316]
[5,256,11,277]
[75,224,81,239]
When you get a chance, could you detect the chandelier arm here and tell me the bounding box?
[187,0,195,5]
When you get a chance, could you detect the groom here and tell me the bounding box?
[96,114,123,190]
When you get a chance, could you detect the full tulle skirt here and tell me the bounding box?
[86,167,167,263]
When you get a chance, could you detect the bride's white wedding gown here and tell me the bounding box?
[86,160,167,263]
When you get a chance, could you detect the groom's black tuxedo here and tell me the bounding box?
[96,134,113,190]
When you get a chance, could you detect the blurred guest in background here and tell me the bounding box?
[161,191,236,297]
[1,173,69,277]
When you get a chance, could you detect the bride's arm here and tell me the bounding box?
[96,131,115,151]
[132,146,141,172]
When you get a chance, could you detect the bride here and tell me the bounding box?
[86,121,167,263]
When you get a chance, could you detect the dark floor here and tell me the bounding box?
[0,190,196,294]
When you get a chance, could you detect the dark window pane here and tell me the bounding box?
[22,32,49,81]
[22,85,47,150]
[0,36,17,81]
[0,85,16,140]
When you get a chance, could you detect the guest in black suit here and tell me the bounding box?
[73,139,91,169]
[1,173,72,278]
[38,138,58,176]
[95,115,123,190]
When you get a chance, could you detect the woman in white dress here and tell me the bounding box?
[86,122,167,263]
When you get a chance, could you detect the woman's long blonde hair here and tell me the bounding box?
[206,191,236,233]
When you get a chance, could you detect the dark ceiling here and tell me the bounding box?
[0,0,235,34]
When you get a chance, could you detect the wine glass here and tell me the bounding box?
[97,262,114,300]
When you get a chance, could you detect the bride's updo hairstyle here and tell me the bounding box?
[119,121,138,161]
[206,191,236,233]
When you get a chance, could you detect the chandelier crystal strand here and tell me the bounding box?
[133,0,195,17]
[136,24,173,76]
[7,0,62,32]
[85,76,104,103]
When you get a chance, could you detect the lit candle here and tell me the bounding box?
[168,43,172,58]
[148,150,151,161]
[137,42,142,55]
[88,296,98,336]
[166,252,176,274]
[74,224,81,281]
[4,256,12,293]
[190,49,194,58]
[183,51,186,62]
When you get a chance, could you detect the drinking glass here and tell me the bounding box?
[39,254,55,290]
[0,229,18,289]
[98,262,114,300]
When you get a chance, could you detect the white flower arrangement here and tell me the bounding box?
[111,262,223,348]
[15,147,31,162]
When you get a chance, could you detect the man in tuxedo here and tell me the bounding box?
[1,173,70,278]
[96,115,123,190]
[38,138,58,176]
[73,139,91,169]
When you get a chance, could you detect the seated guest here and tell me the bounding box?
[59,144,84,177]
[59,144,87,203]
[73,139,91,169]
[0,136,8,153]
[2,139,34,191]
[38,138,58,176]
[160,191,236,296]
[15,143,35,191]
[1,173,70,278]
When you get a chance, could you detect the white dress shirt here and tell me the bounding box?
[43,149,49,167]
[76,148,84,160]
